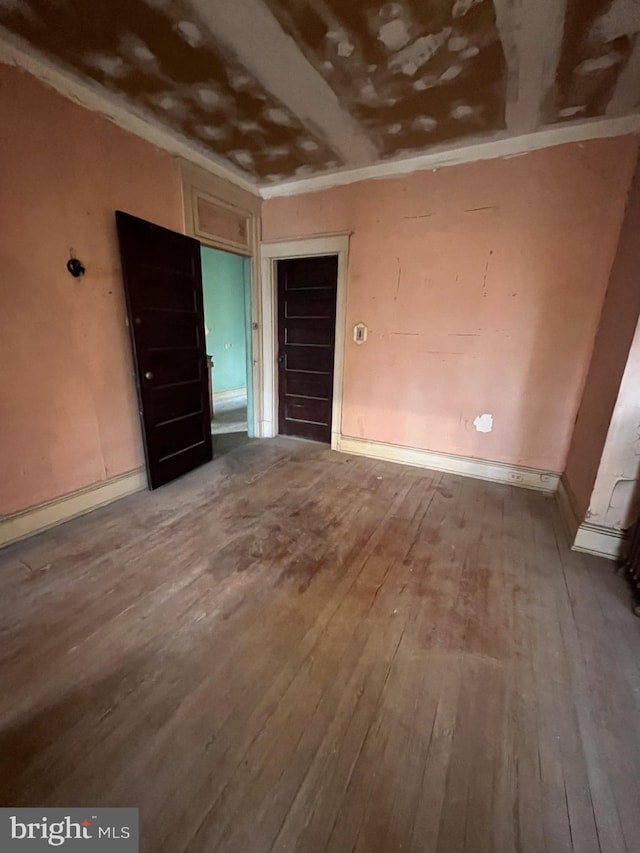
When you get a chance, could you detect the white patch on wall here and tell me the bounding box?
[387,123,403,134]
[473,413,494,433]
[175,21,203,48]
[378,19,411,51]
[389,28,451,76]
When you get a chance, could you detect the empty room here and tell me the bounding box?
[1,1,640,851]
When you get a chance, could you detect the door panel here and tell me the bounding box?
[116,211,212,489]
[277,255,338,443]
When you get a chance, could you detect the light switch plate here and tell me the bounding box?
[353,323,368,344]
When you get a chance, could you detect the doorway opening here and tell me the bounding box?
[200,245,254,456]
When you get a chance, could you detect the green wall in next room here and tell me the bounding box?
[201,246,248,394]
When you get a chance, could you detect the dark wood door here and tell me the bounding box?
[277,255,338,443]
[116,211,212,489]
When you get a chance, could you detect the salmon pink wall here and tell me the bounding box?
[263,137,639,472]
[564,156,640,520]
[0,65,184,514]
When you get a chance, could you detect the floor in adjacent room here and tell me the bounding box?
[1,438,639,853]
[211,398,248,435]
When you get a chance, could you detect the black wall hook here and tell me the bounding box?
[66,257,86,278]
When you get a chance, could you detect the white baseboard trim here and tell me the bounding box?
[213,387,247,405]
[556,475,625,561]
[0,468,147,549]
[336,435,560,493]
[573,522,626,561]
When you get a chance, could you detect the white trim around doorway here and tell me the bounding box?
[259,235,350,450]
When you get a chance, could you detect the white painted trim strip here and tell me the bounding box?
[556,475,625,561]
[0,28,259,197]
[260,115,640,198]
[573,523,626,562]
[336,435,560,493]
[0,469,147,549]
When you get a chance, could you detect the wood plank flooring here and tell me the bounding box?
[1,438,639,852]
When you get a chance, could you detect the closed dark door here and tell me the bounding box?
[116,211,212,489]
[277,255,338,443]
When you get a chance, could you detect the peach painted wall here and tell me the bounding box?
[0,65,184,514]
[564,155,640,519]
[263,137,639,472]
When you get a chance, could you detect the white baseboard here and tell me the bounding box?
[573,522,626,561]
[0,468,147,549]
[557,475,625,561]
[213,387,247,405]
[336,435,560,493]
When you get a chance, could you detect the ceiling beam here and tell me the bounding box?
[188,0,377,168]
[495,0,568,133]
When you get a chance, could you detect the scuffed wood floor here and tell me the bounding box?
[1,438,640,852]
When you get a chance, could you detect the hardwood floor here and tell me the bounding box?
[1,438,639,852]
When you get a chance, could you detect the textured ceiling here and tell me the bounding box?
[0,0,638,185]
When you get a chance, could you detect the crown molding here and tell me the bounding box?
[260,114,640,199]
[0,27,261,198]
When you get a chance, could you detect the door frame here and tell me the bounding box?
[181,160,262,438]
[260,235,350,449]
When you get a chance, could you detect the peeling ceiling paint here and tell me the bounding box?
[0,0,638,185]
[265,0,507,157]
[0,0,342,179]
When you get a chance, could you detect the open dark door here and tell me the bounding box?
[277,255,338,443]
[116,211,212,489]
